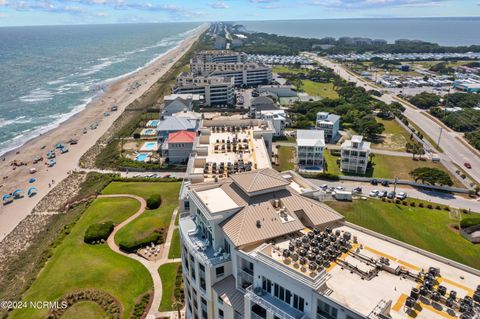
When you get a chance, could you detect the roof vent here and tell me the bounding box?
[256,220,261,228]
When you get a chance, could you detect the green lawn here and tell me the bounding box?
[327,199,480,269]
[324,151,462,187]
[372,118,411,152]
[302,80,339,99]
[272,65,305,74]
[9,198,152,319]
[274,146,295,171]
[158,263,181,312]
[168,229,181,259]
[62,301,106,319]
[102,182,181,247]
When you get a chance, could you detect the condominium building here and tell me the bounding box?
[191,62,272,87]
[193,50,247,64]
[340,135,371,174]
[257,110,286,137]
[296,130,325,170]
[179,168,480,319]
[173,74,235,106]
[315,112,340,143]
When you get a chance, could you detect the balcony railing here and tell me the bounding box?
[245,286,303,319]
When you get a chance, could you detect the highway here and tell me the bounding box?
[303,53,480,184]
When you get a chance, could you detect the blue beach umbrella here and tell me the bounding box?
[2,194,12,201]
[28,187,38,197]
[29,178,36,183]
[13,189,22,198]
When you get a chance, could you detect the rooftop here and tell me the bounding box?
[195,187,240,214]
[342,135,371,151]
[167,130,196,144]
[247,223,480,319]
[157,116,198,132]
[296,129,325,147]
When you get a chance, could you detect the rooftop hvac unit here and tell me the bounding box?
[437,285,447,296]
[405,297,416,308]
[256,220,261,228]
[449,290,457,300]
[273,199,279,208]
[410,288,419,300]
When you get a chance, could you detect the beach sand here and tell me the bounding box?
[0,24,207,241]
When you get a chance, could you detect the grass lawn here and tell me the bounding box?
[327,199,480,269]
[324,151,462,187]
[302,80,339,99]
[274,146,295,171]
[272,65,305,74]
[158,262,181,312]
[372,118,411,152]
[168,229,181,259]
[9,198,152,319]
[62,301,107,319]
[102,182,181,247]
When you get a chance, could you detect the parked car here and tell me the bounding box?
[335,186,345,191]
[464,162,472,169]
[163,174,171,178]
[396,192,407,200]
[378,190,388,198]
[387,191,396,199]
[381,180,389,187]
[320,184,328,190]
[369,189,379,197]
[370,179,378,185]
[353,187,362,194]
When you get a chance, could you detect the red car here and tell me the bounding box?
[464,162,472,169]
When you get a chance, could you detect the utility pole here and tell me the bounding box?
[393,177,398,193]
[437,127,443,149]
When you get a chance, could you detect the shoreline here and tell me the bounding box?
[0,23,208,241]
[0,24,205,159]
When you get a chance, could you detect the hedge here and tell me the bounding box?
[300,172,340,181]
[84,221,114,244]
[118,230,164,253]
[460,217,480,229]
[147,194,162,209]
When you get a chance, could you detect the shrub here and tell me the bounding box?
[381,198,386,202]
[460,217,480,229]
[418,202,424,208]
[427,204,433,209]
[133,133,141,139]
[395,199,401,204]
[402,201,408,206]
[443,206,450,211]
[435,205,442,210]
[147,194,162,209]
[410,202,416,207]
[119,229,164,253]
[84,221,114,244]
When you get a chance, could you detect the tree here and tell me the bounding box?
[406,141,425,159]
[409,167,453,186]
[409,92,441,109]
[354,115,385,140]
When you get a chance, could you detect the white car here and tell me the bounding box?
[396,192,407,200]
[320,184,328,190]
[369,189,379,197]
[335,186,345,191]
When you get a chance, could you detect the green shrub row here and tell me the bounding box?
[119,230,165,253]
[84,221,114,244]
[300,172,340,181]
[129,292,151,319]
[460,217,480,229]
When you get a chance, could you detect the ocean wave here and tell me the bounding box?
[78,56,127,77]
[0,116,30,129]
[19,88,54,103]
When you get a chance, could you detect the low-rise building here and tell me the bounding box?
[193,50,247,64]
[173,74,235,107]
[162,94,202,116]
[162,130,196,164]
[296,129,325,170]
[258,110,286,136]
[250,96,278,118]
[340,135,371,174]
[157,115,199,142]
[316,112,340,143]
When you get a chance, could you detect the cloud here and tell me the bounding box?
[209,1,229,9]
[307,0,448,9]
[249,0,278,2]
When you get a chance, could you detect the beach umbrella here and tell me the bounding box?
[2,194,12,201]
[28,187,38,197]
[29,178,36,183]
[13,189,22,198]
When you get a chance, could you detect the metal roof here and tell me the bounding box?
[230,168,290,195]
[212,275,244,315]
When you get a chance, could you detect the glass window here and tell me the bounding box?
[216,266,225,278]
[219,309,224,318]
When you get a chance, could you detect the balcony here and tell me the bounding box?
[245,286,304,319]
[179,214,231,266]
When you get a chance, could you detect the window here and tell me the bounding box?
[216,266,225,278]
[218,296,224,305]
[219,309,224,318]
[317,299,338,319]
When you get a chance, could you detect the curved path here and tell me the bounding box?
[100,194,182,318]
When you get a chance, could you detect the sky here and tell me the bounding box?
[0,0,478,26]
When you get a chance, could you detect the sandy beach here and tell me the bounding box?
[0,24,207,241]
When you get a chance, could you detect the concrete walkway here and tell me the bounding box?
[101,194,182,318]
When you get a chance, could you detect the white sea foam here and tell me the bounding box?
[19,88,54,103]
[0,116,30,129]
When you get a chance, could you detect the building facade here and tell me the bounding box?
[174,74,235,106]
[162,94,202,116]
[340,135,371,174]
[191,62,272,87]
[315,112,340,143]
[193,50,247,64]
[258,110,286,137]
[296,130,325,170]
[162,130,196,164]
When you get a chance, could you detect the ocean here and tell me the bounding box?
[0,22,201,157]
[238,17,480,46]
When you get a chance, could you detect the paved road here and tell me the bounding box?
[307,178,480,212]
[303,53,480,184]
[80,168,186,179]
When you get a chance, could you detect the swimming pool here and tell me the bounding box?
[135,153,149,162]
[141,128,156,136]
[146,120,159,127]
[141,142,158,151]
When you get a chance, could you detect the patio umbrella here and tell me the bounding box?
[28,187,38,197]
[2,194,12,201]
[29,178,36,183]
[13,189,22,198]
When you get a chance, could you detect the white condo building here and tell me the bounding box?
[178,168,480,319]
[340,136,371,174]
[296,130,325,170]
[174,74,235,107]
[258,110,286,136]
